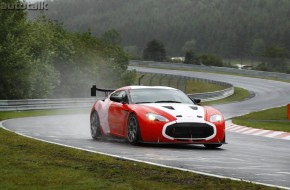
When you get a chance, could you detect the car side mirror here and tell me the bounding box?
[110,96,122,102]
[188,96,201,105]
[194,98,201,105]
[110,95,127,104]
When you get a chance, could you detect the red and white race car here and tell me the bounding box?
[90,86,226,148]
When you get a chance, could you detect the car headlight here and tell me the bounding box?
[210,114,222,123]
[146,113,169,122]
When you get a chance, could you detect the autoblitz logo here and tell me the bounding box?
[0,2,48,10]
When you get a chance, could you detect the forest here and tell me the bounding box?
[42,0,289,62]
[0,0,135,99]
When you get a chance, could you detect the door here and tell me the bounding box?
[108,91,130,137]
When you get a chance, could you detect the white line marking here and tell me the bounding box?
[226,125,237,130]
[252,130,271,136]
[283,135,290,140]
[256,173,283,176]
[0,120,289,190]
[277,172,290,175]
[228,126,244,131]
[235,127,251,133]
[265,132,284,138]
[242,128,260,134]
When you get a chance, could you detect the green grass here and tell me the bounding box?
[0,111,276,189]
[202,87,250,106]
[186,80,225,93]
[0,108,89,121]
[232,106,290,132]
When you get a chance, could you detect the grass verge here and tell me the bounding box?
[202,87,250,106]
[0,108,89,121]
[232,106,290,132]
[0,110,276,189]
[186,80,225,93]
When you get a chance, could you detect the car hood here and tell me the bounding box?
[143,103,206,123]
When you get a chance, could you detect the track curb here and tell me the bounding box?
[227,121,290,141]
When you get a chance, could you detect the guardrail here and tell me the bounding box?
[130,60,290,80]
[0,98,103,111]
[188,87,234,102]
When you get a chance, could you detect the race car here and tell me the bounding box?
[90,85,226,148]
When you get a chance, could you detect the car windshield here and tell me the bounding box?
[129,88,194,104]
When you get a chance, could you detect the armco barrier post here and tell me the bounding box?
[288,104,290,120]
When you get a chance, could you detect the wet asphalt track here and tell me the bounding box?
[2,67,290,189]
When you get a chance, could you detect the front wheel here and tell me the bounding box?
[127,114,140,145]
[204,144,222,149]
[90,111,102,140]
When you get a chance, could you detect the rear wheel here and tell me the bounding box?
[127,114,140,145]
[90,111,102,140]
[204,144,222,149]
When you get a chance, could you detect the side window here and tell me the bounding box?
[111,91,121,97]
[110,90,129,103]
[121,91,129,103]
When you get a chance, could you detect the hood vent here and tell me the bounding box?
[162,106,175,110]
[189,106,198,110]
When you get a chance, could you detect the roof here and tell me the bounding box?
[117,86,177,91]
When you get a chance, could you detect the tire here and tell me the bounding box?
[204,144,222,149]
[127,114,140,145]
[90,111,102,140]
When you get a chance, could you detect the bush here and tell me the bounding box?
[184,50,198,64]
[198,54,223,67]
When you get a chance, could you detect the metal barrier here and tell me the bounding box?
[188,88,235,102]
[0,98,103,111]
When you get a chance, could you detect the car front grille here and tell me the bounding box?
[165,122,214,139]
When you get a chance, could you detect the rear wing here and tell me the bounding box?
[91,85,115,97]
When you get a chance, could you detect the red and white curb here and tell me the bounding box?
[226,122,290,141]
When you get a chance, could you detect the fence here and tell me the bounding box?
[0,98,102,111]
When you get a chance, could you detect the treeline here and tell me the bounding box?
[42,0,290,60]
[0,0,135,99]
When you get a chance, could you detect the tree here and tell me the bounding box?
[143,39,166,61]
[257,44,288,72]
[0,0,35,99]
[182,39,196,53]
[184,50,198,64]
[44,0,290,59]
[263,44,288,58]
[101,29,122,45]
[0,6,135,99]
[251,38,265,60]
[124,46,140,59]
